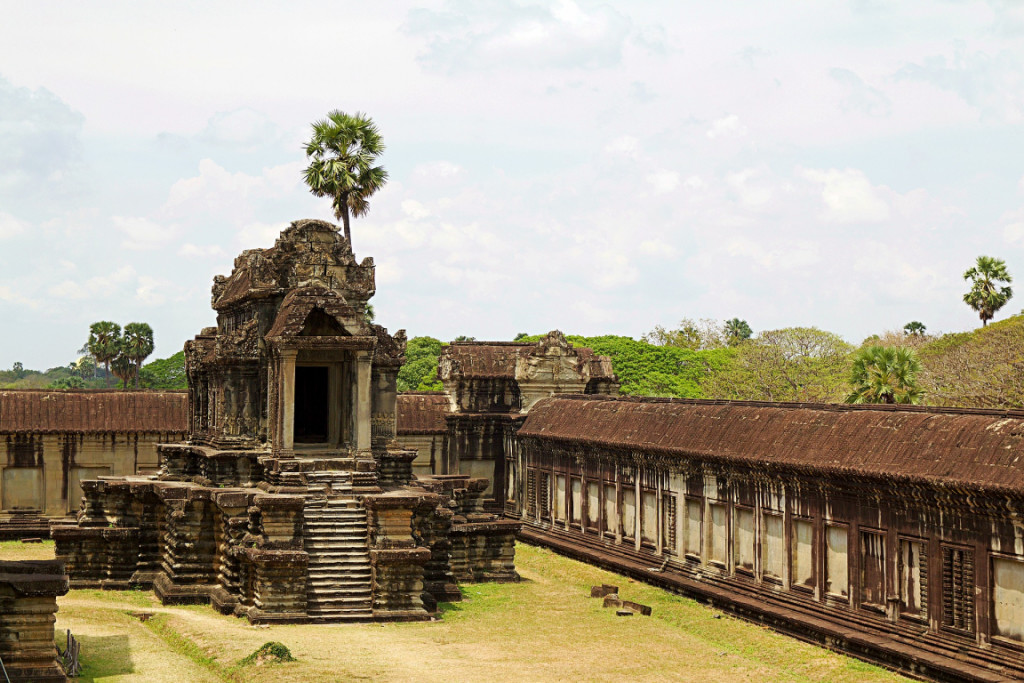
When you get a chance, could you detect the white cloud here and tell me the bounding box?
[178,243,226,258]
[726,237,820,270]
[638,239,677,257]
[0,285,38,308]
[114,215,175,250]
[401,199,431,219]
[48,266,137,301]
[897,46,1024,122]
[727,168,774,208]
[199,108,280,149]
[166,159,264,212]
[646,170,680,194]
[135,276,167,306]
[412,161,463,180]
[0,76,84,210]
[706,114,747,139]
[407,0,632,72]
[237,221,287,248]
[0,212,29,239]
[800,168,890,223]
[603,136,640,157]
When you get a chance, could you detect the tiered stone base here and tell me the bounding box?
[53,445,519,626]
[0,560,69,683]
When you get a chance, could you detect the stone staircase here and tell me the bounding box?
[302,497,373,621]
[302,470,354,497]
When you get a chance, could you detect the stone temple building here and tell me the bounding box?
[52,219,519,623]
[395,332,618,510]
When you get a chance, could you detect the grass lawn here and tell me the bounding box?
[0,540,908,682]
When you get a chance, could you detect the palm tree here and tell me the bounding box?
[963,256,1013,327]
[123,322,155,388]
[724,318,752,345]
[87,321,121,388]
[846,345,924,405]
[110,353,134,390]
[303,111,388,246]
[903,321,926,336]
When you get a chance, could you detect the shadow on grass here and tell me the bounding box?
[73,633,134,681]
[437,601,464,616]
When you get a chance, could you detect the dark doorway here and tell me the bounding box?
[294,366,330,443]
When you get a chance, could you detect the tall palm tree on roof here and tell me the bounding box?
[302,110,388,246]
[963,256,1013,327]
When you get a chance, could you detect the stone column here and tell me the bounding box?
[355,352,372,451]
[0,560,69,683]
[280,349,298,454]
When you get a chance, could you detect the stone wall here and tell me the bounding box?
[1,432,184,521]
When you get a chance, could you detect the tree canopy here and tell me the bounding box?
[724,318,753,346]
[123,322,154,389]
[704,327,853,403]
[303,110,387,245]
[846,345,923,405]
[963,255,1013,326]
[138,351,188,390]
[396,337,444,392]
[87,321,121,388]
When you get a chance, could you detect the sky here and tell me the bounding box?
[2,1,1024,369]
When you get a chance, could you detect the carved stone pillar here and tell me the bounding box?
[280,349,298,454]
[355,351,372,451]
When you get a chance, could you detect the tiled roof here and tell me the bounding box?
[0,390,188,433]
[519,395,1024,494]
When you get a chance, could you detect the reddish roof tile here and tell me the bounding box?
[519,395,1024,494]
[0,391,188,433]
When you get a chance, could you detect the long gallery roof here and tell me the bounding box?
[519,395,1024,494]
[0,390,188,434]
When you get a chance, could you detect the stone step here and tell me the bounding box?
[306,609,374,620]
[307,561,372,573]
[303,541,369,550]
[308,556,371,565]
[307,600,373,609]
[307,595,373,605]
[303,511,362,518]
[308,580,372,589]
[308,566,371,575]
[308,573,371,582]
[304,529,369,538]
[304,520,367,528]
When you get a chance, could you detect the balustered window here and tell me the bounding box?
[899,539,927,620]
[734,507,755,574]
[685,498,702,559]
[662,494,677,555]
[942,546,975,633]
[825,524,849,599]
[792,519,815,591]
[861,531,886,610]
[761,512,784,582]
